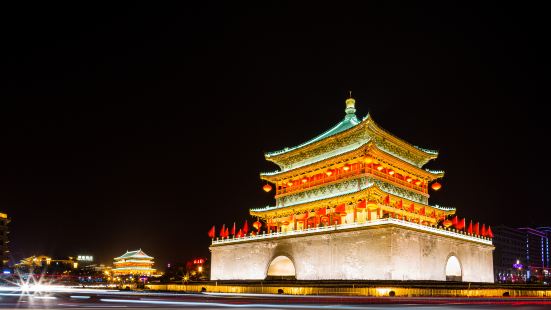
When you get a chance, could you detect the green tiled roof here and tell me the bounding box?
[114,249,153,260]
[266,113,360,157]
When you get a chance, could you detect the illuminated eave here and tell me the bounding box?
[432,204,456,212]
[265,113,439,172]
[250,182,448,216]
[425,169,445,177]
[112,267,156,271]
[261,143,443,183]
[414,145,439,155]
[265,113,361,157]
[364,114,439,162]
[114,250,154,260]
[113,259,154,264]
[251,179,372,213]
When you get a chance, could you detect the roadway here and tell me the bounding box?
[1,286,550,309]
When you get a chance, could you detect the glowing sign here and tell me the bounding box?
[77,255,93,261]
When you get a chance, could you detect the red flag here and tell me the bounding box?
[243,220,249,234]
[219,224,226,238]
[396,200,403,209]
[357,200,366,209]
[384,195,390,205]
[231,222,236,236]
[487,226,494,238]
[409,203,415,212]
[467,220,473,234]
[225,227,229,237]
[419,206,425,216]
[452,216,458,227]
[208,225,215,238]
[237,229,243,238]
[481,224,487,237]
[456,218,466,230]
[474,222,480,235]
[316,208,327,215]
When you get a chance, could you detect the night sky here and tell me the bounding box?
[0,2,547,268]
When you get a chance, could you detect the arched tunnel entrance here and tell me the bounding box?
[266,256,296,280]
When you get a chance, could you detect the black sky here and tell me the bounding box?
[0,2,547,267]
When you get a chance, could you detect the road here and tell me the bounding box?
[1,286,550,309]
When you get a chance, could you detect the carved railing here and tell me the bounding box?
[211,217,492,246]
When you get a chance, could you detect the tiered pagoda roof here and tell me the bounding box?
[252,96,451,220]
[114,249,154,260]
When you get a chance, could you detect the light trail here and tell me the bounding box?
[101,298,372,309]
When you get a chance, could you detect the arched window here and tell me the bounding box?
[445,255,462,281]
[266,256,296,279]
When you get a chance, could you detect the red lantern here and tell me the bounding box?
[325,170,333,176]
[287,181,293,187]
[376,165,384,171]
[262,184,272,192]
[343,165,350,171]
[406,177,413,183]
[388,169,395,175]
[431,182,442,191]
[301,177,308,183]
[252,221,262,230]
[414,180,422,186]
[443,219,453,228]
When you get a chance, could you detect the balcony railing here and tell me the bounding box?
[211,217,492,246]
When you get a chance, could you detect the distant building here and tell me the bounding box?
[112,249,155,276]
[493,226,551,283]
[13,255,78,275]
[517,227,550,282]
[0,213,9,269]
[492,225,526,283]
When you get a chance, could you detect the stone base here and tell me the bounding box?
[210,225,494,282]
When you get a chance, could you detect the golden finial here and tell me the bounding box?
[345,90,356,115]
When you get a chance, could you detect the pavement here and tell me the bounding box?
[1,286,551,309]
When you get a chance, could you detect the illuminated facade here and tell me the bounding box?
[112,249,155,276]
[13,255,79,274]
[0,213,8,269]
[210,96,494,282]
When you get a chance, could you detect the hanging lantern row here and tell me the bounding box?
[262,155,443,192]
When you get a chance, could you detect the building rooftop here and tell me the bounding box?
[265,112,361,157]
[114,249,153,260]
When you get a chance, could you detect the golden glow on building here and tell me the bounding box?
[252,96,452,232]
[112,249,156,276]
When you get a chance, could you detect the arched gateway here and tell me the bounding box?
[445,255,462,281]
[266,256,296,280]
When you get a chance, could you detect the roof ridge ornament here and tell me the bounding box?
[345,91,356,115]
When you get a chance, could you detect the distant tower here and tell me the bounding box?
[0,212,9,269]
